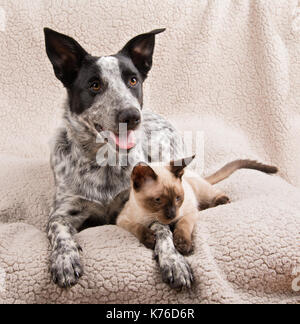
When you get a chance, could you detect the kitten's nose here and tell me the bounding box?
[165,206,176,220]
[118,108,141,131]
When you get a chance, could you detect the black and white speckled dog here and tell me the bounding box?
[44,28,195,289]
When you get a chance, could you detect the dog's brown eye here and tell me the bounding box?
[155,198,161,203]
[94,123,103,133]
[91,81,101,92]
[129,77,138,87]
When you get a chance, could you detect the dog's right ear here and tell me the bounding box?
[120,29,166,78]
[44,28,88,88]
[132,163,158,191]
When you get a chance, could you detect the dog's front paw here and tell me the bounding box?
[151,222,194,289]
[159,252,194,290]
[50,243,83,288]
[140,227,156,250]
[173,230,193,256]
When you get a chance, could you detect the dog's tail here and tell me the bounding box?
[205,160,278,185]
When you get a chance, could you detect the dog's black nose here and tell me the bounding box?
[118,108,141,130]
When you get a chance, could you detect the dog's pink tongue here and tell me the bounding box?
[109,130,136,150]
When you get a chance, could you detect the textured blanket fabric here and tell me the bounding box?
[0,0,300,303]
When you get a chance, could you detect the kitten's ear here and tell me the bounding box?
[120,29,166,78]
[132,163,158,191]
[170,155,196,179]
[44,28,89,88]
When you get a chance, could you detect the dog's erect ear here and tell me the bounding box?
[170,155,196,179]
[120,29,166,78]
[132,162,158,191]
[44,28,88,88]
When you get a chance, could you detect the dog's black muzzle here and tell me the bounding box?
[117,108,141,131]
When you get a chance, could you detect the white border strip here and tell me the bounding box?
[0,7,5,32]
[0,266,6,293]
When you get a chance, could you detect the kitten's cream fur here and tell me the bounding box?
[117,158,277,255]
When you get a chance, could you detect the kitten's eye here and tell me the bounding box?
[129,77,138,87]
[176,196,181,202]
[155,198,161,203]
[91,80,101,92]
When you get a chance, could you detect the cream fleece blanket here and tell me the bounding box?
[0,0,300,304]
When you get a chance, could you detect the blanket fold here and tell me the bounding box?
[0,165,299,304]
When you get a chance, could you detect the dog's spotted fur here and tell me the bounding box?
[151,223,193,289]
[44,28,192,288]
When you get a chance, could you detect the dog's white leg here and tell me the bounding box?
[47,196,103,288]
[151,222,194,289]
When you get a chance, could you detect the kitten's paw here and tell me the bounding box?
[212,194,230,207]
[173,230,193,256]
[140,227,156,250]
[159,252,194,290]
[50,244,83,288]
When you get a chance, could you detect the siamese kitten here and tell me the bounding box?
[117,158,277,255]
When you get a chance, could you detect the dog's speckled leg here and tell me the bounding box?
[151,222,194,290]
[48,220,83,288]
[48,212,85,288]
[47,196,104,288]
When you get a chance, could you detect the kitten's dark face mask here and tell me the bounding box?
[131,157,195,224]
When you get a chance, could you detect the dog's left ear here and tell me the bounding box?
[120,29,166,78]
[170,155,196,179]
[44,28,89,88]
